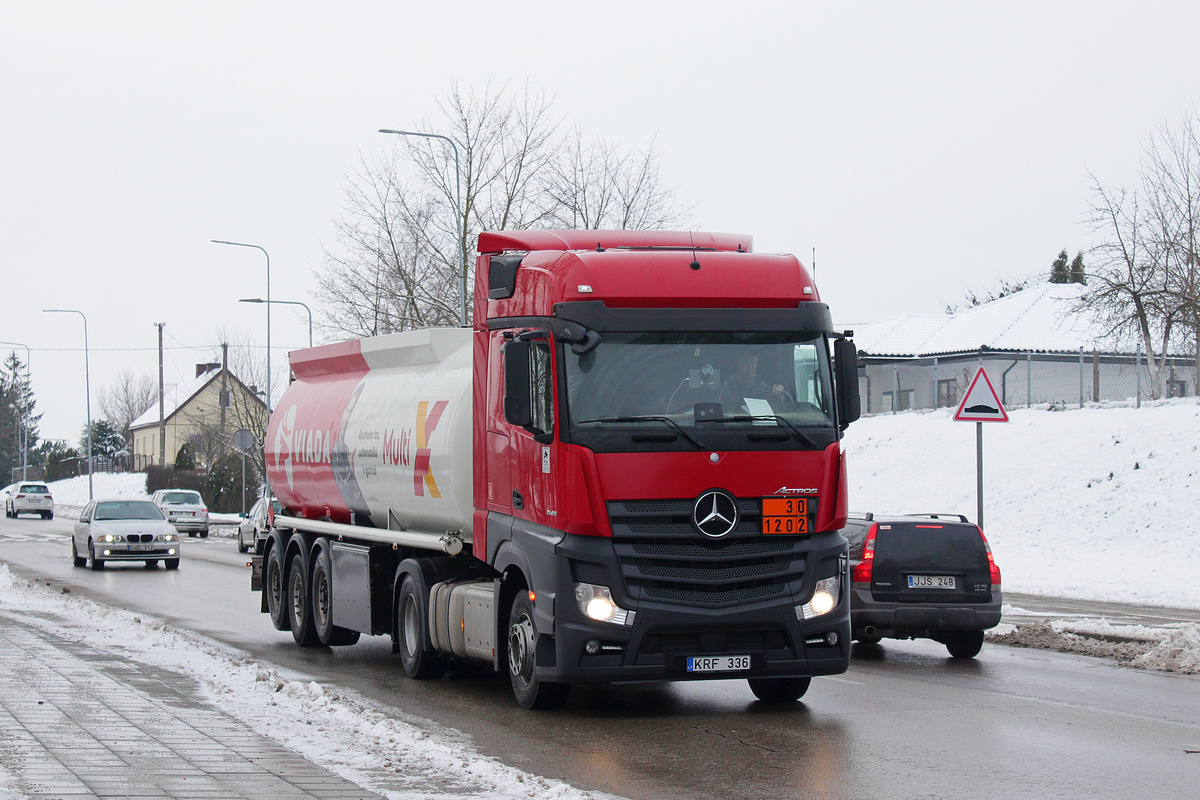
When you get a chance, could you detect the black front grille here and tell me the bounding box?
[608,499,809,608]
[125,534,154,543]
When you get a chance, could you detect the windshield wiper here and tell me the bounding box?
[703,415,820,449]
[575,416,707,448]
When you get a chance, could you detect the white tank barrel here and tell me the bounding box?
[265,327,474,539]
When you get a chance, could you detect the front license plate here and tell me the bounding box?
[761,496,809,534]
[686,655,751,673]
[908,575,956,589]
[128,544,154,552]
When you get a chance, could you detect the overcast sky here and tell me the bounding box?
[3,1,1198,443]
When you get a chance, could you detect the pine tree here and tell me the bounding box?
[1069,252,1086,285]
[1049,249,1070,283]
[1,353,41,480]
[174,441,197,470]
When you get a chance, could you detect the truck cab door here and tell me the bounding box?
[503,335,558,526]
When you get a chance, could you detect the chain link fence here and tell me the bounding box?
[861,350,1198,414]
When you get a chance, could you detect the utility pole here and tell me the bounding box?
[155,323,166,467]
[220,342,228,437]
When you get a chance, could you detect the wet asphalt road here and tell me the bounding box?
[2,513,1197,800]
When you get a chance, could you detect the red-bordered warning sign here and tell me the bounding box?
[954,367,1009,422]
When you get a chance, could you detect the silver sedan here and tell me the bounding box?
[72,499,182,570]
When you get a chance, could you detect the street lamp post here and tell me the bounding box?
[212,241,271,409]
[378,128,466,327]
[0,342,31,479]
[42,310,92,500]
[239,298,312,348]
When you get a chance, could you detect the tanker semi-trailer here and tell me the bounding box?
[255,229,861,709]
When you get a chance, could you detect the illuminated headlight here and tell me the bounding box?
[155,533,178,542]
[574,583,634,626]
[798,576,841,620]
[98,534,119,543]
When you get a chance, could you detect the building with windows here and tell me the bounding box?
[129,363,267,469]
[849,283,1196,414]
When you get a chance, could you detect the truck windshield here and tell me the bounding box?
[564,331,834,446]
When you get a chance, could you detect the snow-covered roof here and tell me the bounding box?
[854,283,1110,357]
[129,367,221,430]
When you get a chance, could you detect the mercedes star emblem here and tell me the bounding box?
[693,489,739,538]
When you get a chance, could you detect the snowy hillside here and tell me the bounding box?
[845,399,1200,609]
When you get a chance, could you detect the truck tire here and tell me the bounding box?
[287,553,321,646]
[264,543,290,631]
[506,592,570,710]
[395,574,443,679]
[747,677,811,703]
[312,545,360,647]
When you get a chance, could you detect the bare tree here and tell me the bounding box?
[316,81,691,338]
[98,370,158,444]
[1141,114,1200,389]
[1077,177,1178,398]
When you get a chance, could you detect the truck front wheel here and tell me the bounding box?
[506,592,570,710]
[395,574,443,679]
[747,676,811,703]
[287,553,321,646]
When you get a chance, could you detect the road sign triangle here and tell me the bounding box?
[954,367,1008,422]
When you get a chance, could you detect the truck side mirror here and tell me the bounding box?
[834,338,861,427]
[503,339,533,427]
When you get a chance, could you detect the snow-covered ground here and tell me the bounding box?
[844,398,1200,610]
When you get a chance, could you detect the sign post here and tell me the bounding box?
[953,368,1008,530]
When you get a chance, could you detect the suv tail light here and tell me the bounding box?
[977,526,1001,586]
[852,523,878,584]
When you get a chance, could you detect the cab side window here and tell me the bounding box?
[530,341,554,436]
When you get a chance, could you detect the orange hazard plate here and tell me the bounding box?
[761,496,809,534]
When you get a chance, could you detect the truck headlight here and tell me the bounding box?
[574,583,634,626]
[798,575,841,620]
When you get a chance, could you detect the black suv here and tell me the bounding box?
[841,514,1002,658]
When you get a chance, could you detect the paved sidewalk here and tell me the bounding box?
[0,613,381,800]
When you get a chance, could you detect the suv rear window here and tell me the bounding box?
[873,522,986,569]
[19,484,49,494]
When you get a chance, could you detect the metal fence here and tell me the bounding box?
[861,349,1198,414]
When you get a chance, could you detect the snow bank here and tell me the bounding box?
[49,473,148,507]
[0,565,616,800]
[845,399,1200,609]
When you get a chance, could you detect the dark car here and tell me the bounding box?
[841,513,1002,658]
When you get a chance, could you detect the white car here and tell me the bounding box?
[4,481,54,519]
[72,499,181,570]
[151,489,210,537]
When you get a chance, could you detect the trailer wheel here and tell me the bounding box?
[312,546,360,647]
[506,592,570,710]
[264,543,290,631]
[287,553,321,646]
[747,677,811,703]
[395,574,443,679]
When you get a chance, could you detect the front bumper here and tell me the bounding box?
[521,527,851,685]
[95,545,181,561]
